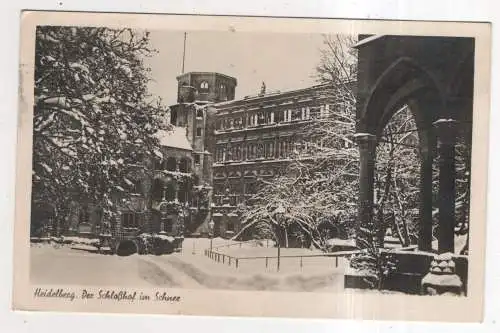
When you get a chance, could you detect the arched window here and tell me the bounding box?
[134,179,143,194]
[178,182,188,203]
[166,157,177,171]
[235,145,241,160]
[122,211,140,229]
[200,81,209,90]
[257,143,264,158]
[170,109,178,125]
[154,158,163,170]
[166,179,176,201]
[79,207,90,225]
[257,112,265,125]
[152,179,164,202]
[178,158,190,173]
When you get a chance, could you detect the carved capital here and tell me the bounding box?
[433,119,458,146]
[353,133,377,150]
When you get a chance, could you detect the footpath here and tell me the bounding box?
[146,251,346,292]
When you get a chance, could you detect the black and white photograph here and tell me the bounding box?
[13,12,491,321]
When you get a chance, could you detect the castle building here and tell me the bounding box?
[209,83,340,238]
[105,72,239,241]
[164,72,238,236]
[33,70,344,249]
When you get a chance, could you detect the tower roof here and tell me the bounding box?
[154,126,192,151]
[176,71,238,84]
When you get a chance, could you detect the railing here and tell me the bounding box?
[210,239,274,251]
[203,247,360,271]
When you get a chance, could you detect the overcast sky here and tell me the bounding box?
[144,30,328,105]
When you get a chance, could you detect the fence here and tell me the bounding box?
[210,238,274,251]
[203,247,360,271]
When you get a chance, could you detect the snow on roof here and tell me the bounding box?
[154,127,192,150]
[352,35,386,48]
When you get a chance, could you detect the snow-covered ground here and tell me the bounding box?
[30,244,179,287]
[30,242,347,292]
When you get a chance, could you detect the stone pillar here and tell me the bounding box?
[354,133,377,248]
[160,219,165,233]
[422,252,463,295]
[419,139,435,251]
[162,186,167,201]
[143,210,152,233]
[115,211,122,238]
[433,119,457,253]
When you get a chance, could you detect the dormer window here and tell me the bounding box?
[200,81,209,90]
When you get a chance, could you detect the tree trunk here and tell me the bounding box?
[283,225,289,248]
[375,145,394,248]
[392,172,410,247]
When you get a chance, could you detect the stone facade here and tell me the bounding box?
[33,71,354,245]
[209,84,342,237]
[176,72,237,104]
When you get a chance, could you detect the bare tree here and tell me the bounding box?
[32,27,169,236]
[235,35,358,250]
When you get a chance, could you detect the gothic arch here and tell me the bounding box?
[356,57,448,252]
[446,51,474,100]
[178,157,190,173]
[166,157,177,171]
[359,57,445,135]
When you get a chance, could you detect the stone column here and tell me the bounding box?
[143,210,152,233]
[433,119,457,254]
[419,138,435,251]
[162,186,167,201]
[354,133,377,248]
[115,211,122,238]
[160,213,165,233]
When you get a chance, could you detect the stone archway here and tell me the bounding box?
[354,35,474,254]
[356,57,444,252]
[116,239,138,256]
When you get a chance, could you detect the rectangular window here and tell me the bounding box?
[79,209,90,224]
[170,110,177,125]
[165,218,173,233]
[122,212,140,228]
[324,104,330,117]
[194,154,201,165]
[196,127,202,136]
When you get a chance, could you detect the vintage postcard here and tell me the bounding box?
[14,11,491,321]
